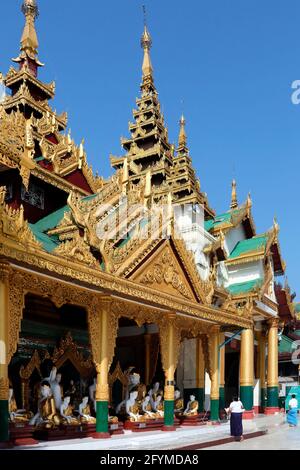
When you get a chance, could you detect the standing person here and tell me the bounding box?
[287,394,298,427]
[225,395,245,441]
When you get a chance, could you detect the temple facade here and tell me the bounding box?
[0,0,290,445]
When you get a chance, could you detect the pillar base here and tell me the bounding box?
[253,406,260,414]
[91,432,111,439]
[243,409,255,419]
[210,399,220,422]
[264,407,280,415]
[162,425,177,432]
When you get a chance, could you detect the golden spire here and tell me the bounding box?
[13,0,43,70]
[230,179,238,210]
[141,25,153,78]
[178,114,187,148]
[141,7,153,80]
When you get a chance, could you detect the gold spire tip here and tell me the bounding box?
[230,179,238,210]
[22,0,39,19]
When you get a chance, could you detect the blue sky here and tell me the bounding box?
[1,0,300,297]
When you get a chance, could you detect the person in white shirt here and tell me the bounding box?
[287,394,298,427]
[225,395,245,441]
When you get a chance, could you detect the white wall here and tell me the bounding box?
[225,223,246,255]
[226,260,264,288]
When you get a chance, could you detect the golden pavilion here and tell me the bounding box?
[0,0,289,445]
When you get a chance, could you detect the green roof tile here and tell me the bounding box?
[33,205,69,233]
[229,234,268,259]
[204,208,244,232]
[279,335,296,354]
[227,278,262,295]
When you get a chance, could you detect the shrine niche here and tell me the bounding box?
[19,350,43,411]
[108,362,129,409]
[51,332,94,380]
[18,333,94,416]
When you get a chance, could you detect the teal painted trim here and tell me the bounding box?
[240,386,253,410]
[0,400,9,442]
[261,388,267,409]
[219,387,225,410]
[267,387,279,408]
[96,401,108,434]
[164,400,174,427]
[210,399,219,421]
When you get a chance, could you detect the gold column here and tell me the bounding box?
[209,326,220,421]
[196,337,205,390]
[164,315,175,401]
[0,264,9,399]
[144,332,151,386]
[219,333,225,389]
[95,296,111,436]
[257,330,267,409]
[240,328,254,415]
[266,318,279,411]
[0,263,9,442]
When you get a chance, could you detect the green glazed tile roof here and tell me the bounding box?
[279,335,296,354]
[229,234,268,259]
[227,278,262,295]
[204,208,243,232]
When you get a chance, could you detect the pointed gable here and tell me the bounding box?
[128,239,199,302]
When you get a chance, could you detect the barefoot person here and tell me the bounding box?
[225,395,245,441]
[287,394,298,427]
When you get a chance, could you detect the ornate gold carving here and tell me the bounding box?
[139,247,193,300]
[53,232,99,269]
[52,332,93,377]
[19,350,42,380]
[164,385,175,401]
[108,362,129,403]
[0,377,9,400]
[201,334,212,380]
[0,188,41,249]
[159,315,182,378]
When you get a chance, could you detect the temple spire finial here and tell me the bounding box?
[230,179,238,210]
[141,6,153,80]
[13,0,43,74]
[178,114,187,148]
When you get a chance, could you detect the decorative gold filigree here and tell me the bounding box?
[140,247,193,300]
[0,377,9,400]
[0,188,41,249]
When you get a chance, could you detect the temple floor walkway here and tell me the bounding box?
[207,413,299,450]
[10,414,284,450]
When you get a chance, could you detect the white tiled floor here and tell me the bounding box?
[11,414,281,451]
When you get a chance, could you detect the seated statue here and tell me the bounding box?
[183,395,199,416]
[9,387,33,424]
[153,394,164,418]
[29,382,61,429]
[141,395,156,419]
[60,396,80,426]
[149,382,161,409]
[78,397,96,424]
[126,391,145,422]
[174,390,184,414]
